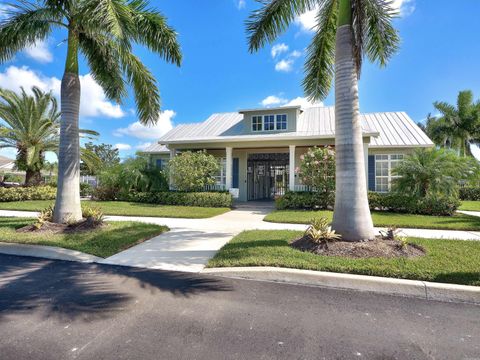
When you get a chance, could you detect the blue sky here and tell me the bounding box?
[1,0,480,160]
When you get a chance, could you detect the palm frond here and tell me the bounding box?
[246,0,316,52]
[302,0,337,101]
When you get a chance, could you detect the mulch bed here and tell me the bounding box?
[291,236,425,259]
[17,219,105,234]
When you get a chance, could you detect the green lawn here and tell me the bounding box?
[459,201,480,212]
[0,217,168,258]
[264,209,480,231]
[0,200,229,218]
[207,230,480,286]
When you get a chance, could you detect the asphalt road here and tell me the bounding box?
[0,254,479,360]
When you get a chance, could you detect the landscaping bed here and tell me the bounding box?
[264,210,480,231]
[207,230,480,286]
[0,217,168,258]
[0,200,230,218]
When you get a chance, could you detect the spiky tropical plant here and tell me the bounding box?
[0,0,181,222]
[0,86,100,185]
[426,91,480,157]
[247,0,400,240]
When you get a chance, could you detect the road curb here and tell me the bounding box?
[0,242,102,263]
[202,267,480,305]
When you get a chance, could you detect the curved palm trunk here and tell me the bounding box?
[54,31,82,223]
[331,23,375,241]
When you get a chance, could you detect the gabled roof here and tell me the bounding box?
[0,155,14,169]
[157,106,433,148]
[140,143,169,154]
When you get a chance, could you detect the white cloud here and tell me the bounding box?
[289,50,302,58]
[0,66,124,119]
[295,1,414,33]
[275,59,294,72]
[284,96,323,108]
[271,43,289,58]
[114,110,175,140]
[0,4,13,19]
[114,143,132,151]
[261,95,287,107]
[24,40,53,63]
[236,0,246,10]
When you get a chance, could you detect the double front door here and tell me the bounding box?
[247,153,289,200]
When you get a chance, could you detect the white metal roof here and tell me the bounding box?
[140,143,170,154]
[157,106,433,148]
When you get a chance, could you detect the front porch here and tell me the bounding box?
[168,142,370,202]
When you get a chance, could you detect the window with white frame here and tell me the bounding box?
[214,157,226,187]
[252,116,262,131]
[276,114,287,130]
[264,115,275,130]
[375,154,404,192]
[252,114,287,132]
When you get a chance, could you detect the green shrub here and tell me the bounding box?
[459,187,480,201]
[298,147,335,193]
[368,192,459,216]
[82,205,104,225]
[34,205,54,228]
[275,191,333,210]
[80,183,94,197]
[121,191,233,208]
[0,186,56,202]
[169,150,220,192]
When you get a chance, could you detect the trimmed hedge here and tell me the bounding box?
[275,191,333,210]
[0,186,56,202]
[121,191,233,208]
[275,190,459,216]
[459,187,480,201]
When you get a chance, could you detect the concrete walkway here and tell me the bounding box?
[1,207,480,272]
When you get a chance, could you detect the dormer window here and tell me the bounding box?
[252,116,262,131]
[252,114,288,132]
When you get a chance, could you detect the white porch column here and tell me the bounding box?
[289,145,296,191]
[169,148,176,190]
[226,147,233,190]
[363,141,369,190]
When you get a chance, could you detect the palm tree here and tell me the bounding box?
[426,91,480,157]
[0,86,100,185]
[0,0,181,222]
[247,0,399,240]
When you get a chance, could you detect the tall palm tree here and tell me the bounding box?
[0,86,100,185]
[0,0,181,222]
[426,91,480,157]
[247,0,399,240]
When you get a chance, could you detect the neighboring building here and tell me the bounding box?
[143,106,434,201]
[0,155,15,171]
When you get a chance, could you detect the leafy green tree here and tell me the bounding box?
[0,0,181,222]
[298,146,335,194]
[246,0,399,241]
[0,87,99,185]
[426,90,480,157]
[80,142,120,175]
[169,151,220,192]
[392,148,477,198]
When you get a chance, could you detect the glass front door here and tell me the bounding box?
[247,153,289,200]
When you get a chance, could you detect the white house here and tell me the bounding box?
[143,105,433,201]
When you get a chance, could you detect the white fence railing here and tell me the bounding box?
[204,184,226,191]
[293,184,317,192]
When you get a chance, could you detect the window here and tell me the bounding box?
[375,154,404,192]
[252,116,262,131]
[214,157,226,187]
[155,159,165,170]
[276,114,287,130]
[252,114,288,132]
[264,115,275,131]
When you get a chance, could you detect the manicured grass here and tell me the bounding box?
[0,200,230,218]
[207,230,480,286]
[264,209,480,231]
[0,217,168,258]
[459,201,480,212]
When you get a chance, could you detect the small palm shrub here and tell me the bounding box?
[34,205,54,229]
[305,217,341,249]
[82,205,104,226]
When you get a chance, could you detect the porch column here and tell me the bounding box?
[289,145,295,191]
[226,147,233,190]
[169,148,176,190]
[363,141,369,190]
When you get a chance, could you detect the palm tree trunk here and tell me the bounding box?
[25,169,42,186]
[53,30,82,223]
[331,0,375,241]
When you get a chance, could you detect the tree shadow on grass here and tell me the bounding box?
[0,254,232,322]
[432,271,480,286]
